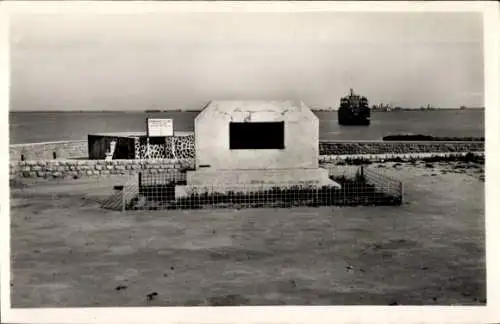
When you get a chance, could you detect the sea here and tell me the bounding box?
[9,110,484,145]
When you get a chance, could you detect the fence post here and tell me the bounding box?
[343,177,346,204]
[400,182,404,204]
[138,172,143,194]
[121,187,126,212]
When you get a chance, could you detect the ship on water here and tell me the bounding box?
[338,88,371,126]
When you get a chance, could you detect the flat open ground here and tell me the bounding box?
[9,162,485,307]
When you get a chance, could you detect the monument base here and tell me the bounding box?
[175,168,341,198]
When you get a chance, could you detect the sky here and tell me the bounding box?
[9,11,484,111]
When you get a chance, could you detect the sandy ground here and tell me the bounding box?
[9,162,485,307]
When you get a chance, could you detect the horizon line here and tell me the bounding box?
[8,107,486,113]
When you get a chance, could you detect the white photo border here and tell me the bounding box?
[1,1,499,324]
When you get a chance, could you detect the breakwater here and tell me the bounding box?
[10,140,485,162]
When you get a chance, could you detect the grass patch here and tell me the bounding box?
[335,152,484,166]
[421,152,484,164]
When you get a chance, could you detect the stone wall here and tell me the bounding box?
[10,151,485,179]
[10,159,195,179]
[10,141,88,162]
[319,151,485,163]
[10,139,484,163]
[132,140,485,158]
[136,140,484,158]
[319,141,484,155]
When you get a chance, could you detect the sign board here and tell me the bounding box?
[147,118,173,137]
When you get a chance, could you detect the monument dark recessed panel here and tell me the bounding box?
[229,121,285,150]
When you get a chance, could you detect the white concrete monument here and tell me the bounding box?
[175,100,340,197]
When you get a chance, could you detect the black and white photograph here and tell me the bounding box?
[1,1,499,323]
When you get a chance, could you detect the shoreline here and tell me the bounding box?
[9,139,485,146]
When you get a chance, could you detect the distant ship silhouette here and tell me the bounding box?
[338,88,371,126]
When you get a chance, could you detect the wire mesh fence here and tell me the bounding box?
[326,165,403,199]
[103,165,403,211]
